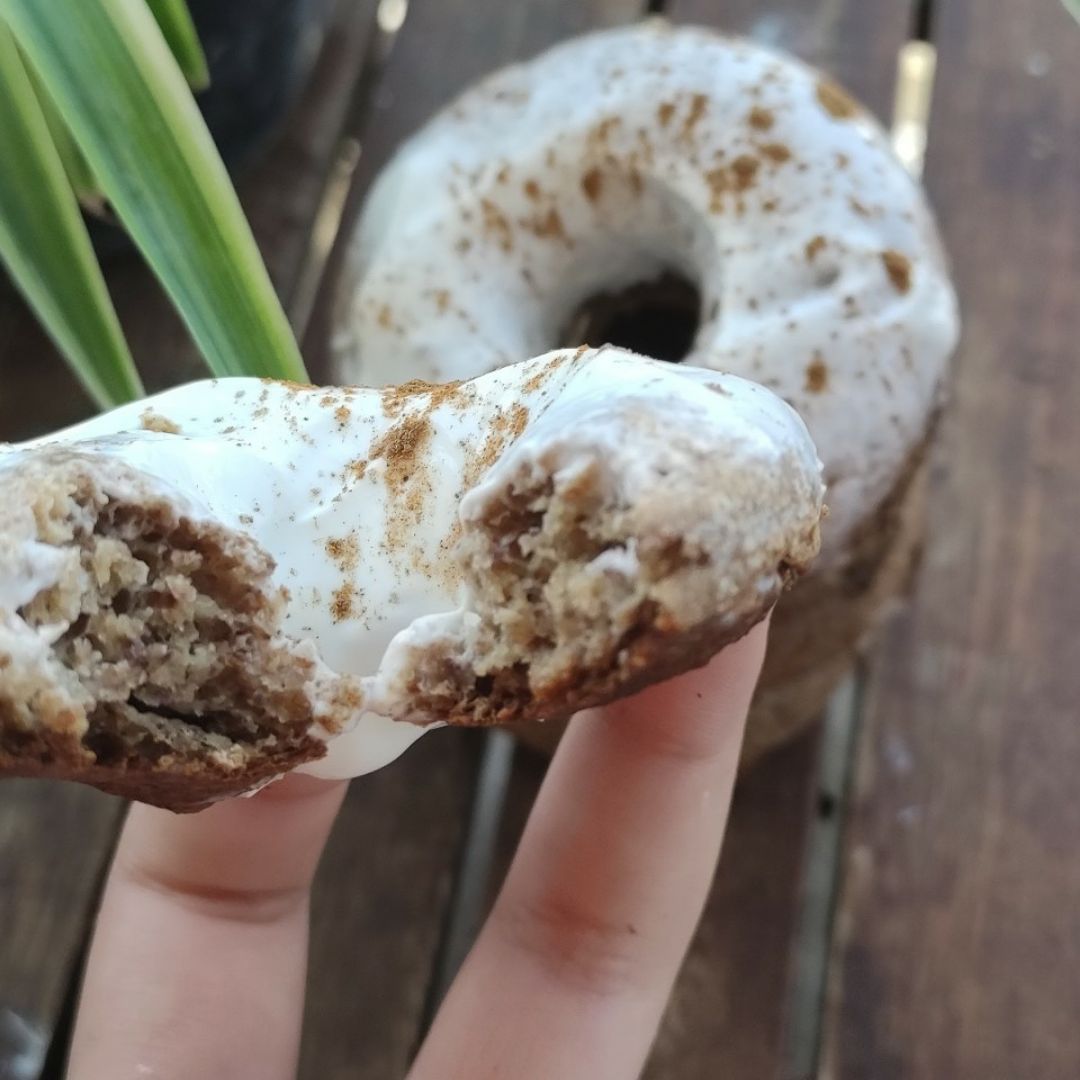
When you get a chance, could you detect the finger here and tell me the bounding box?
[411,621,767,1080]
[68,774,347,1080]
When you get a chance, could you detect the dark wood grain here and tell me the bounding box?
[644,731,822,1079]
[0,785,121,1079]
[300,730,481,1080]
[232,2,379,305]
[823,2,1080,1077]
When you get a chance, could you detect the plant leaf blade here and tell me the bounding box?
[0,22,142,409]
[25,61,101,206]
[2,0,308,384]
[146,0,209,91]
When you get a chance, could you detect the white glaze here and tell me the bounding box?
[3,347,823,777]
[0,531,70,613]
[334,21,959,567]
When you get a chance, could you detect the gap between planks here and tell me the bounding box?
[782,672,865,1080]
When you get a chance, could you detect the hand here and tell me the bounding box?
[67,622,767,1079]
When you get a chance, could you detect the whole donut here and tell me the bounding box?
[335,20,959,565]
[334,21,960,757]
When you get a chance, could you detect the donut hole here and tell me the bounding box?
[560,271,702,363]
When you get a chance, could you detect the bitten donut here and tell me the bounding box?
[333,22,961,758]
[0,348,824,810]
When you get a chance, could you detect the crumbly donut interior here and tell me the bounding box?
[399,457,797,727]
[0,462,329,779]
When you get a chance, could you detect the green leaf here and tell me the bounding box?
[0,22,142,409]
[1067,0,1080,23]
[146,0,209,91]
[2,0,308,384]
[25,62,102,207]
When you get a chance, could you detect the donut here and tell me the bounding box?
[333,22,960,758]
[0,347,824,810]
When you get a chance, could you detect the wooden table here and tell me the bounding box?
[2,1,1078,1077]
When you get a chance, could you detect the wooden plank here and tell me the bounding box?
[645,730,823,1079]
[632,3,916,1077]
[234,1,381,308]
[670,0,910,119]
[334,0,647,194]
[0,785,121,1080]
[0,8,380,1076]
[300,730,481,1080]
[485,733,821,1080]
[823,2,1080,1077]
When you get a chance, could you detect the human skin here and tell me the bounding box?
[67,622,767,1080]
